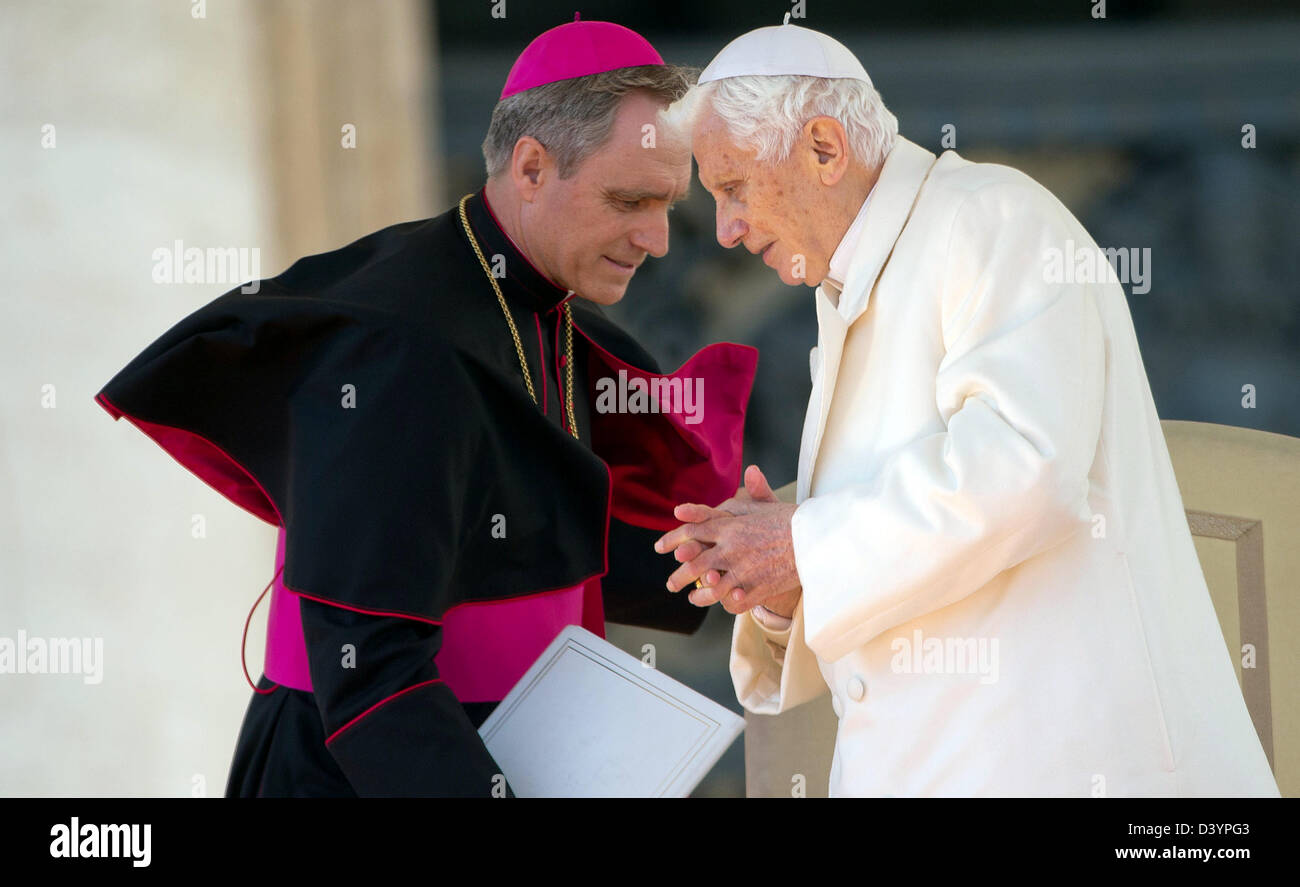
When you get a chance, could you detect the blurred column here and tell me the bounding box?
[0,0,442,796]
[256,0,442,260]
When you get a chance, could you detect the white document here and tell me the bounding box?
[478,624,745,797]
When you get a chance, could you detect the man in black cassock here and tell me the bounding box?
[95,19,757,797]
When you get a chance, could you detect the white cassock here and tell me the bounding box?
[731,134,1280,797]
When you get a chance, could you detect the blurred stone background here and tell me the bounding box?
[1,0,1296,797]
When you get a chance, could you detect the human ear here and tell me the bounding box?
[510,137,548,201]
[805,117,850,186]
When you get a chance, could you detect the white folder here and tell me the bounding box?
[478,624,745,797]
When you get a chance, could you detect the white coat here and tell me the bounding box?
[730,135,1280,797]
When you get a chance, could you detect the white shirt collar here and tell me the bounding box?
[823,183,876,293]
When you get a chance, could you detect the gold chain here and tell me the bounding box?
[562,301,577,438]
[457,193,578,440]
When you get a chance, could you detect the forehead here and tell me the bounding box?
[580,92,692,188]
[691,112,753,181]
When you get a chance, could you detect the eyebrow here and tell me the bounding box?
[607,186,691,205]
[702,177,740,193]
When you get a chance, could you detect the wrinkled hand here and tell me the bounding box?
[654,465,802,616]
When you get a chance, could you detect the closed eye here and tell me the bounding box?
[607,194,649,211]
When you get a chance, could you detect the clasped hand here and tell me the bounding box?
[654,465,802,617]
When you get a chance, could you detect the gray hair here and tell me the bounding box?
[482,65,696,179]
[667,74,898,170]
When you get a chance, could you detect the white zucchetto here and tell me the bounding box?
[698,23,873,86]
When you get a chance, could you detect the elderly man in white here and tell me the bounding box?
[656,24,1279,797]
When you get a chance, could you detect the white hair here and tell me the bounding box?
[665,74,898,170]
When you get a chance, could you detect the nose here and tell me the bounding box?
[629,208,670,259]
[715,201,748,249]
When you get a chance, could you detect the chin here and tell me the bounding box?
[773,267,824,288]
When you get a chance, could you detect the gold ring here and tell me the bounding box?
[694,578,706,589]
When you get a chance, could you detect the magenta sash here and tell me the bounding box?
[263,527,606,701]
[264,528,312,691]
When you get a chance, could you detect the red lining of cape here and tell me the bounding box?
[572,323,758,530]
[95,391,282,528]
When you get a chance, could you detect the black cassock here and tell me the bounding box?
[96,190,757,796]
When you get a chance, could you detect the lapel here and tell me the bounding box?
[796,136,941,502]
